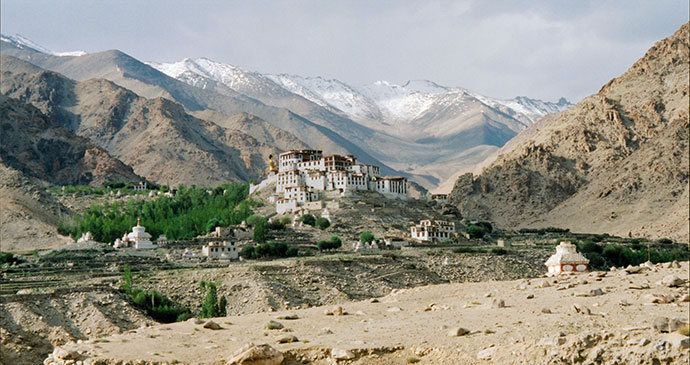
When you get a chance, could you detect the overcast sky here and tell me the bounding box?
[2,1,687,102]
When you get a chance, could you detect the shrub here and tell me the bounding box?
[120,266,190,323]
[583,251,605,270]
[577,240,603,254]
[0,252,19,265]
[317,236,342,251]
[360,231,375,243]
[302,249,315,257]
[316,218,330,230]
[279,217,292,226]
[476,221,493,233]
[240,245,256,259]
[268,221,285,230]
[490,247,507,255]
[657,238,673,245]
[205,217,225,233]
[299,214,316,226]
[285,247,299,257]
[253,218,269,243]
[466,225,486,239]
[246,214,264,226]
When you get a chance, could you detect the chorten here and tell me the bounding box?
[545,241,589,275]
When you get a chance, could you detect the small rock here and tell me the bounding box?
[369,298,379,303]
[266,320,284,330]
[387,307,402,312]
[491,299,505,309]
[541,308,552,314]
[537,337,566,346]
[526,294,534,299]
[624,265,642,274]
[332,306,344,316]
[589,288,605,296]
[679,294,689,302]
[665,333,689,349]
[638,338,650,346]
[319,327,333,335]
[476,347,497,360]
[203,321,222,330]
[644,293,673,304]
[661,275,683,287]
[276,335,299,344]
[227,343,284,365]
[193,318,205,325]
[331,348,355,360]
[447,327,470,337]
[538,280,551,288]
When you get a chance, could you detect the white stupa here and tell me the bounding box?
[545,241,589,275]
[127,218,155,249]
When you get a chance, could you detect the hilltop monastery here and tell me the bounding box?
[253,149,408,214]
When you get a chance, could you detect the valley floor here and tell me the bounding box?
[42,262,689,365]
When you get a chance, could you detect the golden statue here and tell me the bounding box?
[267,154,278,173]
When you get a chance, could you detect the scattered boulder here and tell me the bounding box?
[654,317,689,333]
[526,294,534,299]
[589,288,605,296]
[227,343,284,365]
[491,299,505,309]
[266,320,284,330]
[331,348,355,360]
[541,308,552,314]
[387,306,403,312]
[537,280,551,288]
[476,346,497,360]
[332,306,344,316]
[664,333,690,349]
[661,275,684,287]
[52,347,82,361]
[276,335,299,344]
[537,336,566,346]
[447,327,470,337]
[203,320,222,330]
[644,293,674,304]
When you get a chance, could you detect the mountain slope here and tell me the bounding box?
[0,94,142,186]
[0,40,401,179]
[0,56,289,186]
[449,23,689,242]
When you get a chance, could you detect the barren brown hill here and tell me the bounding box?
[1,57,290,186]
[0,162,72,251]
[450,23,689,242]
[0,95,141,187]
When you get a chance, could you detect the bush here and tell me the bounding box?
[317,236,342,251]
[316,218,330,230]
[285,247,299,257]
[490,247,507,255]
[577,240,603,254]
[360,231,375,243]
[476,221,493,233]
[299,214,316,226]
[205,217,225,233]
[466,225,486,239]
[583,251,605,270]
[302,249,315,257]
[246,214,264,226]
[0,252,19,265]
[120,266,190,323]
[657,238,673,244]
[279,217,292,226]
[240,245,256,259]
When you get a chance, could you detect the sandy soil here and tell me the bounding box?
[47,262,689,364]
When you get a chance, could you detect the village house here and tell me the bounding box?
[410,219,456,243]
[429,193,449,203]
[272,149,408,214]
[201,241,239,261]
[545,241,590,275]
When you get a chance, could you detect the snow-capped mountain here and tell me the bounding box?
[0,34,86,57]
[149,57,572,132]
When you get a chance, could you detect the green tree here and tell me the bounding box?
[253,218,269,243]
[466,225,486,239]
[122,265,133,295]
[360,231,375,243]
[300,214,316,226]
[240,245,256,259]
[200,281,222,318]
[316,218,330,230]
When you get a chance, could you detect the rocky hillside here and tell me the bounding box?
[0,95,141,187]
[0,56,289,186]
[450,23,689,242]
[0,162,73,251]
[0,41,405,181]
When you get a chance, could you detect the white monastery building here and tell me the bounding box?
[410,219,456,243]
[545,241,590,275]
[267,149,407,214]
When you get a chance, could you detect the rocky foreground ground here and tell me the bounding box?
[44,261,688,365]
